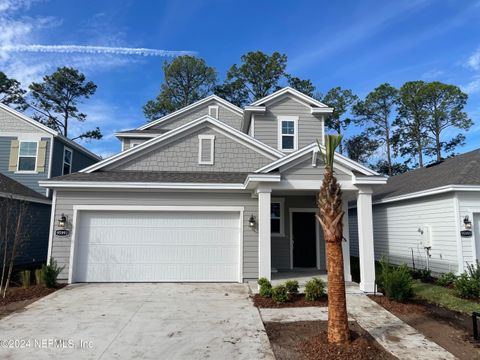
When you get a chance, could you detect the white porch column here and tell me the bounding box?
[342,200,352,282]
[257,186,271,280]
[356,186,376,292]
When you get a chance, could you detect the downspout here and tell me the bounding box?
[452,192,465,274]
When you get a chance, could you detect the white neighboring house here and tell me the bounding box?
[349,149,480,275]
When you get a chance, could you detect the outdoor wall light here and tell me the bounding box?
[249,215,256,228]
[58,214,67,228]
[464,216,472,229]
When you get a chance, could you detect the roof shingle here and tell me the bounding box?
[0,173,48,201]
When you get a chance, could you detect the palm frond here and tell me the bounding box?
[317,135,342,169]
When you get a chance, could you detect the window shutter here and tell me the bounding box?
[8,140,19,172]
[36,140,47,172]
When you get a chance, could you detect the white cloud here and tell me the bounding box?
[466,48,480,71]
[462,77,480,94]
[1,44,195,57]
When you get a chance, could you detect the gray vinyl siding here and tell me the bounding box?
[253,96,323,150]
[0,136,51,196]
[50,138,98,176]
[0,107,42,132]
[108,126,273,173]
[456,191,480,268]
[150,101,243,131]
[271,195,326,270]
[15,202,50,266]
[51,190,259,281]
[280,157,352,182]
[349,194,459,274]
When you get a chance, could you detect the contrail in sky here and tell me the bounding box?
[0,44,196,57]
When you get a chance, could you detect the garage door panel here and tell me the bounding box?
[74,210,241,282]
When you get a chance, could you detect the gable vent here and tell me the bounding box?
[198,135,215,165]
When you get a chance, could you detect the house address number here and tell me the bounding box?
[460,230,472,237]
[55,229,70,237]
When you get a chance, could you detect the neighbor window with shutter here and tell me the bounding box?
[17,141,38,172]
[198,135,215,165]
[63,147,73,175]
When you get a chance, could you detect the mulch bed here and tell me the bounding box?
[369,295,480,360]
[252,294,327,308]
[265,321,396,360]
[0,285,65,319]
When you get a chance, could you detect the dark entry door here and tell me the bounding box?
[292,212,317,267]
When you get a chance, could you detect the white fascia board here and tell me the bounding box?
[0,103,57,136]
[0,191,52,205]
[39,180,246,190]
[373,185,480,205]
[244,174,281,189]
[311,107,334,114]
[244,106,266,113]
[139,95,243,130]
[114,133,162,138]
[353,176,388,185]
[81,115,283,173]
[255,142,379,176]
[250,87,330,108]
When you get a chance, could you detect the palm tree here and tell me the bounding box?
[316,135,350,344]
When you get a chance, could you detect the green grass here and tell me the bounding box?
[412,281,480,315]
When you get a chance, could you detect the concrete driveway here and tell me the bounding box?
[0,283,274,360]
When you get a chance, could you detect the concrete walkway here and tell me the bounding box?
[0,283,274,360]
[252,281,456,360]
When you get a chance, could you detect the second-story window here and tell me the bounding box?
[63,147,73,175]
[17,141,38,172]
[278,116,298,152]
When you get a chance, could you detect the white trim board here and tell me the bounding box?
[251,87,331,109]
[67,205,244,283]
[80,115,283,173]
[139,95,243,130]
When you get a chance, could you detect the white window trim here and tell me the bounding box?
[62,147,73,175]
[208,105,219,119]
[271,197,285,237]
[198,135,215,165]
[16,140,39,174]
[130,139,144,148]
[277,116,298,152]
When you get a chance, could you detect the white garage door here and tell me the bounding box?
[73,210,241,282]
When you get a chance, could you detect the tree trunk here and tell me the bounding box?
[325,238,349,343]
[417,141,423,167]
[435,131,441,162]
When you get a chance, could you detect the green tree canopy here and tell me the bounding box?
[394,81,429,167]
[29,67,101,141]
[143,55,217,121]
[216,51,287,107]
[0,71,26,109]
[284,75,316,97]
[322,87,358,153]
[421,82,472,162]
[345,133,379,164]
[353,83,399,176]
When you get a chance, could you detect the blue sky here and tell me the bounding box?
[1,0,480,160]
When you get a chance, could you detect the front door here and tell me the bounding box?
[292,212,317,267]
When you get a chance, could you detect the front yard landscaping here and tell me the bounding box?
[265,321,395,360]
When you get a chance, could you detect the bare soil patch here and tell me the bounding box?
[369,295,480,360]
[0,285,64,319]
[265,321,396,360]
[252,294,327,308]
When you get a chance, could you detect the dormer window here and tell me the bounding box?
[198,135,215,165]
[278,116,298,152]
[208,105,219,119]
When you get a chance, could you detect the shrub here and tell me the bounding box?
[285,280,299,296]
[436,272,457,287]
[42,258,64,288]
[380,261,413,302]
[35,268,44,286]
[418,268,433,283]
[305,278,325,301]
[258,277,272,297]
[271,284,289,304]
[454,272,480,299]
[20,270,30,289]
[466,260,480,282]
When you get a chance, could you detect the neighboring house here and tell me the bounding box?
[41,87,387,292]
[0,173,51,266]
[0,103,101,266]
[349,149,480,275]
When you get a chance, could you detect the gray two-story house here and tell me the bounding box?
[0,103,100,266]
[41,87,386,292]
